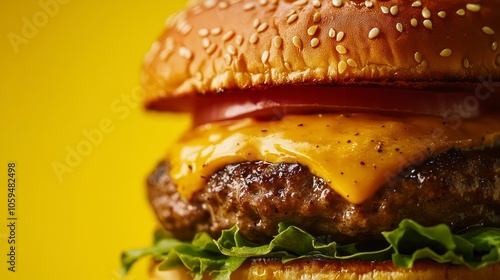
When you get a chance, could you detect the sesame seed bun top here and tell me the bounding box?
[142,0,500,111]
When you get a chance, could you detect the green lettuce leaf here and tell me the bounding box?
[382,219,500,269]
[214,221,391,262]
[122,219,500,279]
[121,229,183,274]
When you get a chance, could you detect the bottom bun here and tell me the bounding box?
[151,258,500,280]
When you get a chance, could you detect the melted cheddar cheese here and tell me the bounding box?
[168,113,500,204]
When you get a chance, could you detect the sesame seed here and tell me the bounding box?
[292,36,303,49]
[313,12,321,23]
[259,0,268,5]
[287,14,298,24]
[336,31,345,42]
[205,43,217,55]
[222,30,235,41]
[284,61,292,71]
[218,1,229,9]
[438,11,446,18]
[198,28,209,37]
[328,28,336,38]
[286,9,296,17]
[174,16,186,28]
[253,19,260,29]
[456,9,465,16]
[202,38,211,48]
[332,0,343,7]
[227,44,237,55]
[368,27,380,39]
[179,47,193,59]
[466,3,481,12]
[249,33,259,44]
[423,19,433,29]
[414,52,422,63]
[188,5,200,14]
[210,27,222,35]
[390,6,399,16]
[313,0,321,8]
[243,2,255,10]
[336,45,347,54]
[273,36,283,48]
[365,1,373,8]
[190,2,205,11]
[310,38,320,48]
[381,6,389,14]
[250,33,259,44]
[440,48,452,57]
[308,25,319,36]
[257,22,269,33]
[261,50,270,64]
[230,0,242,4]
[224,53,232,65]
[163,39,174,59]
[178,22,192,35]
[396,23,404,33]
[482,26,495,35]
[463,57,469,68]
[338,61,347,74]
[159,49,170,60]
[492,42,498,51]
[411,1,422,7]
[411,18,418,27]
[204,0,217,8]
[347,58,358,67]
[422,7,431,18]
[235,35,244,46]
[293,0,308,6]
[164,35,174,48]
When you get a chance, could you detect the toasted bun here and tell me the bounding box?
[151,258,500,280]
[142,0,500,111]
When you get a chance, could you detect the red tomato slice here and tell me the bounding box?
[187,85,499,126]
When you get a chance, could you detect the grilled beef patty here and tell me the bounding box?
[148,147,500,243]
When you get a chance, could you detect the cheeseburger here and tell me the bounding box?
[123,0,500,279]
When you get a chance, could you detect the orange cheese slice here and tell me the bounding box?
[168,113,500,204]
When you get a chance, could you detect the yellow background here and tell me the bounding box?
[0,1,190,279]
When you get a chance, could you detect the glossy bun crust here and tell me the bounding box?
[142,0,500,111]
[151,258,500,280]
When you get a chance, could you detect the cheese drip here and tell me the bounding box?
[168,113,500,204]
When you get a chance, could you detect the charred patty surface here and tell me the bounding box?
[147,147,500,243]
